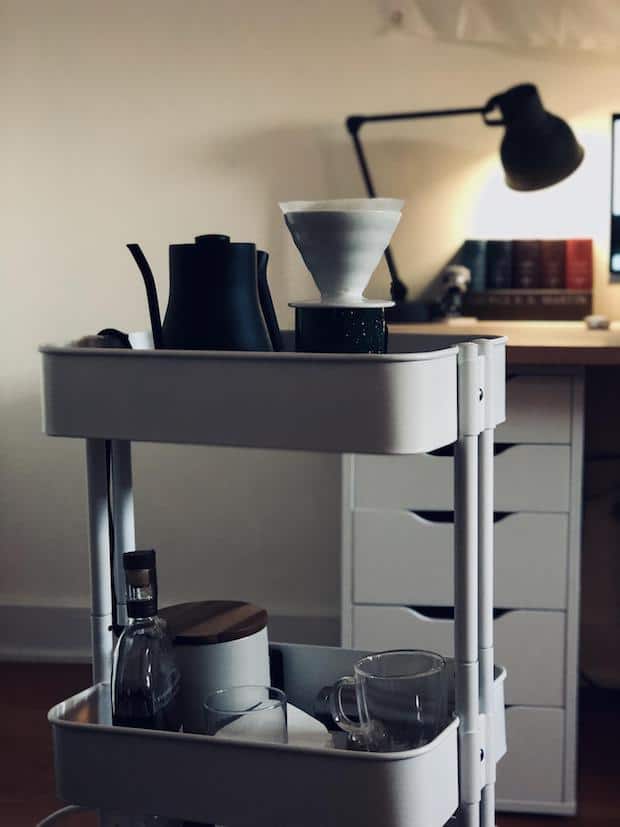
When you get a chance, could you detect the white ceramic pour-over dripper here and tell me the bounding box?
[280,199,403,307]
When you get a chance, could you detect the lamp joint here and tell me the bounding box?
[346,115,364,135]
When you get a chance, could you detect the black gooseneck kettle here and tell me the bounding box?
[127,234,281,352]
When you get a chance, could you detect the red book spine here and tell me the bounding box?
[565,239,593,290]
[512,240,541,289]
[539,240,566,289]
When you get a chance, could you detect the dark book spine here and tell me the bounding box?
[456,240,487,292]
[485,240,513,289]
[565,238,593,289]
[512,240,541,289]
[462,289,592,321]
[539,240,566,289]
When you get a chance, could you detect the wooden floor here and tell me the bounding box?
[1,662,618,826]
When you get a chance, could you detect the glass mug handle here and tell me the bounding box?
[329,676,362,735]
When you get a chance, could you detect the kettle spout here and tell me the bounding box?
[127,244,164,349]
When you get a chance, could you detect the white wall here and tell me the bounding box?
[3,0,620,635]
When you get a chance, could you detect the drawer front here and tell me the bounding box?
[354,445,571,512]
[353,510,569,610]
[352,605,565,707]
[496,375,572,444]
[496,707,565,809]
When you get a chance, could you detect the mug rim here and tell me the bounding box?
[203,684,286,715]
[354,649,446,680]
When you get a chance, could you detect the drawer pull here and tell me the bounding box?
[428,443,515,458]
[412,510,513,524]
[427,444,455,458]
[492,444,515,457]
[406,606,511,621]
[411,511,453,524]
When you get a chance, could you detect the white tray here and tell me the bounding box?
[49,643,506,827]
[39,333,468,454]
[40,333,506,454]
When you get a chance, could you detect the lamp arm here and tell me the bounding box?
[348,126,407,302]
[347,105,487,131]
[345,105,488,303]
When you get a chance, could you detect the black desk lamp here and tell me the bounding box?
[346,83,584,321]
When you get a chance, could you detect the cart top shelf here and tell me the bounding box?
[40,332,505,454]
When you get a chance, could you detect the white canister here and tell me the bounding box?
[160,601,270,734]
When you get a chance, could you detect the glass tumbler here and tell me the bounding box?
[329,649,448,751]
[204,685,287,744]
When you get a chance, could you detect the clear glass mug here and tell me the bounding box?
[204,685,288,744]
[329,649,448,751]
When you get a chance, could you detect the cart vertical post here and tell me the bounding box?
[454,343,484,827]
[110,440,136,628]
[476,338,505,827]
[85,439,114,684]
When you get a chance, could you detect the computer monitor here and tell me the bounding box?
[610,114,620,278]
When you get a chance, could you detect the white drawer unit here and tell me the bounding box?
[496,375,572,444]
[351,605,565,707]
[353,509,569,610]
[496,707,566,812]
[342,367,585,815]
[354,444,571,512]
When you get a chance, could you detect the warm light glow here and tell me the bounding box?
[368,115,613,305]
[468,126,609,243]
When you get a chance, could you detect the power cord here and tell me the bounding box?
[36,805,90,826]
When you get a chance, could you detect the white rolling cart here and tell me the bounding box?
[40,332,507,827]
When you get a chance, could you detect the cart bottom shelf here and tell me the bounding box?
[49,643,506,827]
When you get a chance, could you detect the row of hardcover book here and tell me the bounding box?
[456,238,593,292]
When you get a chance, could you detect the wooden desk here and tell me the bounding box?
[393,319,620,366]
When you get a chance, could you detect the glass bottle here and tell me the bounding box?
[112,549,182,730]
[111,549,182,827]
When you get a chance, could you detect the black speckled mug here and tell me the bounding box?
[294,306,387,354]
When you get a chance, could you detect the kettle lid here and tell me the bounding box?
[160,600,267,645]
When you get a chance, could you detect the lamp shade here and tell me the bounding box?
[485,84,584,191]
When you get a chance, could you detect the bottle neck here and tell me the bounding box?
[126,598,158,621]
[127,612,157,625]
[125,564,158,620]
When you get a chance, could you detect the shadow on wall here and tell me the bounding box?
[182,124,491,304]
[183,124,362,309]
[1,388,342,620]
[362,137,492,293]
[0,388,92,604]
[325,134,492,299]
[132,441,342,616]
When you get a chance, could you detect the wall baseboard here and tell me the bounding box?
[0,603,340,663]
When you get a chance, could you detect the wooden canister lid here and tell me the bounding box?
[160,600,268,645]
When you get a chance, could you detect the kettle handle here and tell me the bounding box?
[256,250,283,352]
[127,244,164,349]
